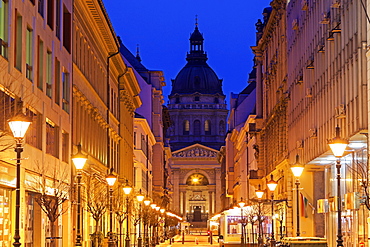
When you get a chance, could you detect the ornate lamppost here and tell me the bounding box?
[8,112,32,247]
[136,191,145,247]
[255,185,264,247]
[238,198,246,247]
[123,181,133,247]
[267,175,278,246]
[328,126,348,247]
[290,155,304,237]
[150,203,157,247]
[106,170,118,247]
[71,144,88,246]
[143,197,151,247]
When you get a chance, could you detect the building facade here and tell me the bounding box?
[167,24,228,224]
[0,0,73,246]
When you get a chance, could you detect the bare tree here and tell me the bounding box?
[348,156,370,210]
[27,161,71,247]
[84,172,108,247]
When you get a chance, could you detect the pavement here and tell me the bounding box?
[157,234,219,246]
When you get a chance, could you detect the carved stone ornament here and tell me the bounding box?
[173,147,217,158]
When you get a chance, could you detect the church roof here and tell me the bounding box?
[170,25,224,96]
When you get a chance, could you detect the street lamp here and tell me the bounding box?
[238,198,246,247]
[143,197,151,247]
[71,144,88,246]
[255,185,264,246]
[290,154,304,237]
[136,191,145,247]
[123,180,132,247]
[8,112,32,247]
[328,126,348,247]
[267,175,278,246]
[106,169,118,247]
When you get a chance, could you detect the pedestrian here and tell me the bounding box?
[195,237,199,245]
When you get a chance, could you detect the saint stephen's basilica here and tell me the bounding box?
[167,23,228,227]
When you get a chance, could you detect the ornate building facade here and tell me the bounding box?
[167,24,228,224]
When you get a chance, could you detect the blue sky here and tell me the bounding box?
[103,0,271,103]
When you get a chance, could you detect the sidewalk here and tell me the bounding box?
[157,234,219,246]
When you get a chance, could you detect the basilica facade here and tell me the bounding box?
[167,24,228,225]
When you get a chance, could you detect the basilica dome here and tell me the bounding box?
[170,25,224,96]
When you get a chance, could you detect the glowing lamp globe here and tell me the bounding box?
[328,126,349,158]
[144,198,151,206]
[72,144,87,170]
[106,172,117,187]
[8,113,32,139]
[255,185,264,199]
[290,155,304,178]
[267,174,278,192]
[137,192,145,202]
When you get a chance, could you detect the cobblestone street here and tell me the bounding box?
[158,234,219,247]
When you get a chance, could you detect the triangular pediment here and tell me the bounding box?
[172,144,218,158]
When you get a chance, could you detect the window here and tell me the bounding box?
[54,58,60,105]
[62,71,69,112]
[47,0,54,30]
[0,91,15,131]
[46,118,59,158]
[38,0,44,17]
[61,131,68,162]
[175,97,180,103]
[14,11,22,71]
[141,134,148,157]
[37,37,44,90]
[55,0,60,39]
[214,97,219,103]
[25,109,42,150]
[26,27,33,81]
[205,120,211,135]
[194,120,200,135]
[183,120,190,135]
[194,96,200,101]
[46,50,52,97]
[0,0,9,58]
[62,5,71,52]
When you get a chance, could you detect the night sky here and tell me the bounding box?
[103,0,271,103]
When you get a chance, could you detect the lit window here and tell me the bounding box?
[54,58,60,105]
[46,50,52,97]
[37,37,44,90]
[0,0,9,58]
[205,120,211,135]
[15,11,22,71]
[183,120,190,135]
[62,71,69,112]
[46,119,59,158]
[26,27,33,81]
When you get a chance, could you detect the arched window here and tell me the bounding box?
[194,120,201,135]
[186,173,209,186]
[183,120,190,135]
[205,120,211,135]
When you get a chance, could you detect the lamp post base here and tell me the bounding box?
[125,237,130,247]
[137,237,142,247]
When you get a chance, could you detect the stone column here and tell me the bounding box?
[208,191,212,215]
[211,192,215,214]
[180,191,183,215]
